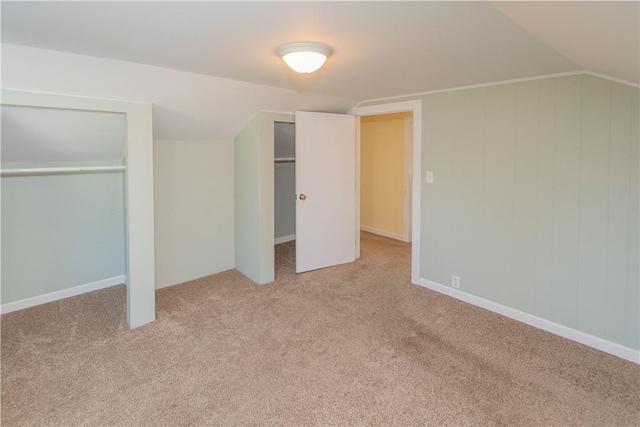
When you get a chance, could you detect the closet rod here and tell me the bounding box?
[0,166,126,176]
[275,158,295,163]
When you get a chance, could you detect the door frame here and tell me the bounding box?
[349,100,422,285]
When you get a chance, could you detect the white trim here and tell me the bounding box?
[361,225,406,242]
[350,100,422,286]
[275,234,295,245]
[1,275,126,315]
[355,116,361,259]
[402,116,413,243]
[1,166,125,176]
[353,70,639,108]
[419,278,640,364]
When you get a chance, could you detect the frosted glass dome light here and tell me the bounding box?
[276,42,333,74]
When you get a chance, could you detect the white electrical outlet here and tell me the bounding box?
[426,171,434,184]
[451,275,460,289]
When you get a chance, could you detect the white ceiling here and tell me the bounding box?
[4,1,635,103]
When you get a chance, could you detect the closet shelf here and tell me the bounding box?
[275,158,295,163]
[1,166,126,176]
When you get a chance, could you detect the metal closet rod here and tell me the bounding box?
[0,166,126,176]
[275,158,295,163]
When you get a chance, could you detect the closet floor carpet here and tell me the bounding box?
[2,232,639,426]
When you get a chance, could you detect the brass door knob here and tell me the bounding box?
[299,193,307,200]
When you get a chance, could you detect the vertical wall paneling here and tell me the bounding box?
[534,79,556,320]
[482,84,517,306]
[447,91,468,282]
[626,92,640,350]
[604,83,632,345]
[457,88,486,297]
[364,74,639,352]
[550,75,582,328]
[512,80,540,314]
[577,75,611,337]
[422,93,455,285]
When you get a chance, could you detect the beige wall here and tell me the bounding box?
[360,112,412,238]
[154,140,235,288]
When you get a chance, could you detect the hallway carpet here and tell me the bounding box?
[2,233,639,425]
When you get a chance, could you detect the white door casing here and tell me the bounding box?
[295,111,356,273]
[349,100,423,285]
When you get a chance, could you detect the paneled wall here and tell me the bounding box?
[365,74,639,350]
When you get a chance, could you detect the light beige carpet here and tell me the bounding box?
[2,232,639,426]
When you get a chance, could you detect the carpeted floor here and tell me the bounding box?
[2,232,639,426]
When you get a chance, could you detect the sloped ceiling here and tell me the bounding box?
[1,1,586,101]
[1,106,126,167]
[1,1,637,141]
[492,1,639,84]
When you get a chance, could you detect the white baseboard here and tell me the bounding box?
[419,278,640,364]
[360,225,406,242]
[275,234,295,245]
[1,275,126,315]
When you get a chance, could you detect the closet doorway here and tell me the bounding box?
[274,121,296,277]
[1,89,156,328]
[272,100,422,284]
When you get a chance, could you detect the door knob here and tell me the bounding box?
[299,193,307,200]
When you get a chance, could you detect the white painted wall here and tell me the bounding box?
[233,114,262,283]
[1,172,126,304]
[153,140,235,288]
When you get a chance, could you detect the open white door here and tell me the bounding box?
[295,111,356,273]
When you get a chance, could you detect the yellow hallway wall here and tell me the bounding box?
[360,112,412,237]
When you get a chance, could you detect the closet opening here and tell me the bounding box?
[1,105,127,316]
[1,89,156,328]
[274,121,296,278]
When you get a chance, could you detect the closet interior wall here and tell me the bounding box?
[1,105,127,310]
[274,122,296,244]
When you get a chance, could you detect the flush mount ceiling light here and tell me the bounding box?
[276,42,333,73]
